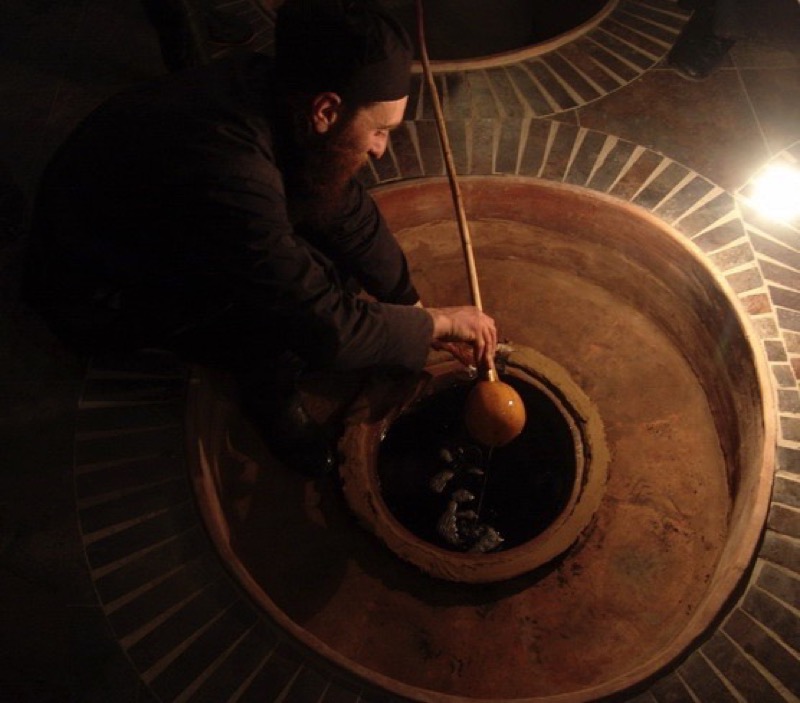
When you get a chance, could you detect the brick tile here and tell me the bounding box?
[127,579,239,673]
[107,553,222,640]
[227,638,303,703]
[649,671,695,702]
[675,191,738,237]
[282,666,330,703]
[780,416,800,443]
[79,476,191,535]
[564,129,609,186]
[764,340,788,362]
[559,40,623,94]
[701,631,786,703]
[184,622,280,702]
[519,119,555,177]
[506,64,555,116]
[760,261,800,291]
[495,118,525,174]
[574,35,633,84]
[610,149,665,201]
[321,678,361,703]
[725,266,763,294]
[772,363,797,388]
[75,455,184,501]
[723,608,800,698]
[773,474,800,509]
[541,122,579,182]
[777,388,800,413]
[614,4,683,42]
[757,562,800,607]
[655,175,716,224]
[768,503,800,538]
[150,600,259,702]
[468,70,501,119]
[743,583,800,649]
[739,293,772,315]
[777,307,800,333]
[771,286,800,312]
[526,59,578,112]
[752,233,800,272]
[622,692,657,703]
[85,501,198,570]
[742,204,800,251]
[415,120,445,176]
[548,52,602,104]
[678,651,739,702]
[708,242,756,272]
[692,219,747,254]
[485,67,528,118]
[603,17,665,59]
[470,118,495,174]
[633,160,690,211]
[440,71,470,118]
[622,0,689,29]
[587,138,637,192]
[589,28,651,74]
[784,332,800,355]
[74,427,184,469]
[93,527,209,604]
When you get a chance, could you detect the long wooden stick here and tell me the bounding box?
[415,0,496,380]
[415,0,483,313]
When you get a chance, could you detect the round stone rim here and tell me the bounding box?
[338,345,610,583]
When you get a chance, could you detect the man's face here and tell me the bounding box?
[293,96,408,227]
[314,96,408,182]
[346,97,408,164]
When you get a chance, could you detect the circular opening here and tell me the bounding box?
[391,0,611,61]
[378,373,576,552]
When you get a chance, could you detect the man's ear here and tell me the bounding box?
[310,92,343,134]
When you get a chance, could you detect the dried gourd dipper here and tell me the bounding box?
[416,0,526,447]
[464,365,526,447]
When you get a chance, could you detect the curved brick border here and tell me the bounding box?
[236,0,691,120]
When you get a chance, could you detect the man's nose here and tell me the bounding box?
[369,133,388,159]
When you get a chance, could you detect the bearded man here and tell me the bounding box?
[22,0,497,474]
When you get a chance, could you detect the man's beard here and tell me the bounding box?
[289,117,368,230]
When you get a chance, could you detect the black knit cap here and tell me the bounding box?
[275,0,413,104]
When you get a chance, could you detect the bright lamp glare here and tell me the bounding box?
[749,164,800,223]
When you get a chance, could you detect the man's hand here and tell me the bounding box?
[426,306,497,369]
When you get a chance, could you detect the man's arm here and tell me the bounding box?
[306,179,419,304]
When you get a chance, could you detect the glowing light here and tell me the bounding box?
[749,163,800,223]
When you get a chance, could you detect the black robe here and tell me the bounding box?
[24,52,432,373]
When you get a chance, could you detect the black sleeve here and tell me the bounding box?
[303,179,421,305]
[195,171,433,372]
